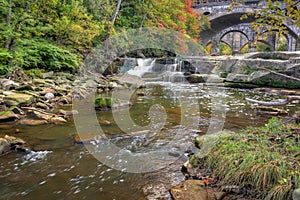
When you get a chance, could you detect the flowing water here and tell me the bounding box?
[1,59,300,199]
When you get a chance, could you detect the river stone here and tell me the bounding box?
[0,138,10,154]
[18,119,48,126]
[293,188,300,200]
[16,84,34,91]
[4,93,34,106]
[45,92,55,100]
[0,79,19,90]
[48,117,67,124]
[32,145,52,151]
[4,135,26,145]
[170,180,207,200]
[42,71,54,79]
[33,79,46,85]
[0,111,19,122]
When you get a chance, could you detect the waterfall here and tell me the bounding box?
[127,58,156,78]
[162,58,185,82]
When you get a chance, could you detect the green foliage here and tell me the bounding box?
[194,118,300,199]
[24,68,45,78]
[240,0,300,40]
[16,40,79,72]
[220,42,233,55]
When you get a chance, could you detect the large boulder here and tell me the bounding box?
[4,93,34,106]
[0,79,19,90]
[0,135,26,154]
[0,110,19,122]
[170,180,208,200]
[0,138,9,154]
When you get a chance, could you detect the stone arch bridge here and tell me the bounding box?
[192,0,300,53]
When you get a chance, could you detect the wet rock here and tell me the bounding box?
[4,93,34,106]
[18,119,48,126]
[4,135,26,145]
[11,106,24,115]
[0,138,10,154]
[0,135,26,154]
[293,188,300,200]
[182,160,195,177]
[58,109,78,117]
[48,117,67,124]
[256,106,288,115]
[72,133,105,144]
[0,79,19,90]
[32,145,52,151]
[117,74,146,88]
[27,110,51,120]
[16,84,34,91]
[36,102,49,110]
[42,71,54,79]
[221,185,240,194]
[33,79,46,85]
[186,74,205,83]
[226,74,249,82]
[214,192,226,200]
[99,120,112,126]
[0,111,19,122]
[170,180,207,200]
[45,92,55,100]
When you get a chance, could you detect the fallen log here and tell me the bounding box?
[245,96,300,106]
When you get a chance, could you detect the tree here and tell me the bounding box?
[240,0,300,38]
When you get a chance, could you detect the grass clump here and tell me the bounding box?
[196,118,300,200]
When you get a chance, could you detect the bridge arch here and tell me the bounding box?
[196,2,300,52]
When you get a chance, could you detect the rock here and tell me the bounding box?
[187,74,205,83]
[293,188,300,200]
[226,74,249,82]
[136,91,145,96]
[48,117,67,124]
[214,192,226,200]
[58,109,78,117]
[170,180,207,200]
[182,160,195,177]
[0,111,19,122]
[18,119,48,126]
[0,138,10,154]
[0,79,19,90]
[33,79,46,85]
[99,120,112,126]
[221,185,240,194]
[4,135,26,145]
[72,133,105,144]
[117,74,146,88]
[42,71,54,79]
[10,106,24,115]
[4,93,34,106]
[32,145,52,151]
[16,84,34,91]
[45,92,55,100]
[27,110,52,120]
[36,102,49,110]
[256,106,288,115]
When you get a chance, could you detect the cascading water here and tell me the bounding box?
[127,58,156,78]
[162,58,185,82]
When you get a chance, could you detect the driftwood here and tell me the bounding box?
[245,96,300,106]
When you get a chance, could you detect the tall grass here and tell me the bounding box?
[196,118,300,199]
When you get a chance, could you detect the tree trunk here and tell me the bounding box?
[5,0,12,49]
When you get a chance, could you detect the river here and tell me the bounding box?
[0,81,299,200]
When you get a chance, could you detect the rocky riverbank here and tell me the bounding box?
[174,118,300,200]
